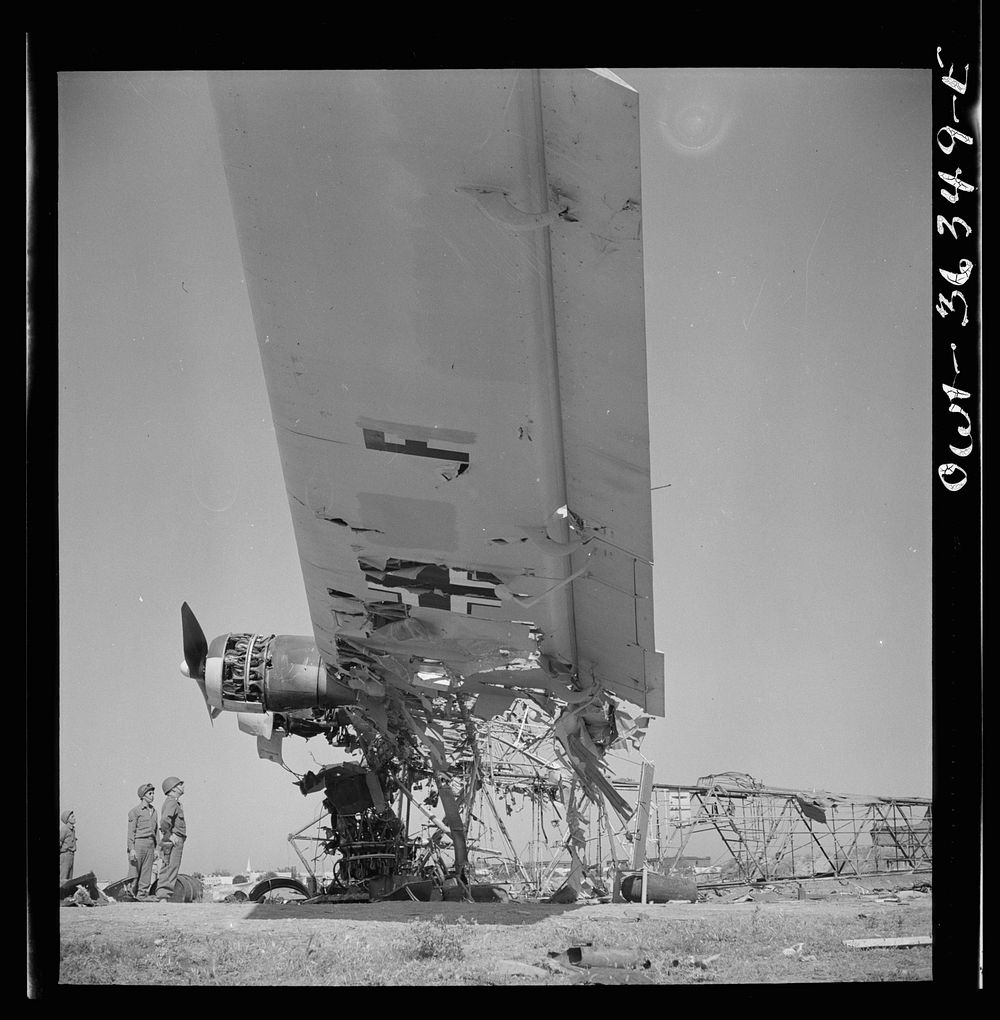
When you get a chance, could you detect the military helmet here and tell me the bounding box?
[162,776,183,795]
[138,782,155,798]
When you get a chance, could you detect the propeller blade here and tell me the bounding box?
[181,602,219,725]
[194,678,222,726]
[181,602,208,681]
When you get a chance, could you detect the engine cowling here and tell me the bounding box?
[201,632,354,714]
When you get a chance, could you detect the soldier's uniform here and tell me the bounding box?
[126,784,159,898]
[156,777,187,900]
[58,810,76,882]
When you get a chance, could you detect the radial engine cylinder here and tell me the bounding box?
[204,633,352,714]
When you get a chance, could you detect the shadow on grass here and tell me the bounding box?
[245,900,582,925]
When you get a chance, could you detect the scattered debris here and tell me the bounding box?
[443,883,510,903]
[495,960,549,979]
[59,872,106,905]
[581,967,657,985]
[542,956,577,975]
[780,943,817,962]
[672,953,721,970]
[62,883,111,908]
[102,872,203,903]
[248,877,310,902]
[71,887,94,907]
[546,885,578,904]
[843,936,932,949]
[745,888,783,903]
[102,877,138,902]
[548,946,651,970]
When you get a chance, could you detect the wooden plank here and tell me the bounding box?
[842,936,932,949]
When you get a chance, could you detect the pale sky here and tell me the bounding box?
[56,68,932,882]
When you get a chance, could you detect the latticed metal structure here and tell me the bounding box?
[286,699,644,898]
[286,708,932,895]
[617,772,932,885]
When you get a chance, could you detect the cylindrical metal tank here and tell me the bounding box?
[168,874,204,902]
[621,871,697,903]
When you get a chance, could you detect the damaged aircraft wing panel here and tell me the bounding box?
[211,68,662,717]
[541,69,653,563]
[538,70,659,716]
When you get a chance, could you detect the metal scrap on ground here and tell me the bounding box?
[843,937,932,949]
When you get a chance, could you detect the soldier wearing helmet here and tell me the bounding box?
[156,777,187,900]
[126,782,159,900]
[59,809,77,882]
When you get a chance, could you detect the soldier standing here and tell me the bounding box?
[127,783,159,900]
[59,809,77,882]
[156,777,187,900]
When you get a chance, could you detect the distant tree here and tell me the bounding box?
[190,871,204,880]
[233,874,248,884]
[261,870,277,880]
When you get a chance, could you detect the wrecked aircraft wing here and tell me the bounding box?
[210,68,661,716]
[201,69,663,888]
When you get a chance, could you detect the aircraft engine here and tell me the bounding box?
[180,603,353,719]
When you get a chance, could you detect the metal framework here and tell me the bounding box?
[286,706,932,896]
[287,699,637,897]
[615,772,932,885]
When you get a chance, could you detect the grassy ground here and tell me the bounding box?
[56,891,932,985]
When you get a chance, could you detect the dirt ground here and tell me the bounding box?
[55,886,934,985]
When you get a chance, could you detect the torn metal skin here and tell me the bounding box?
[182,525,642,900]
[245,655,627,900]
